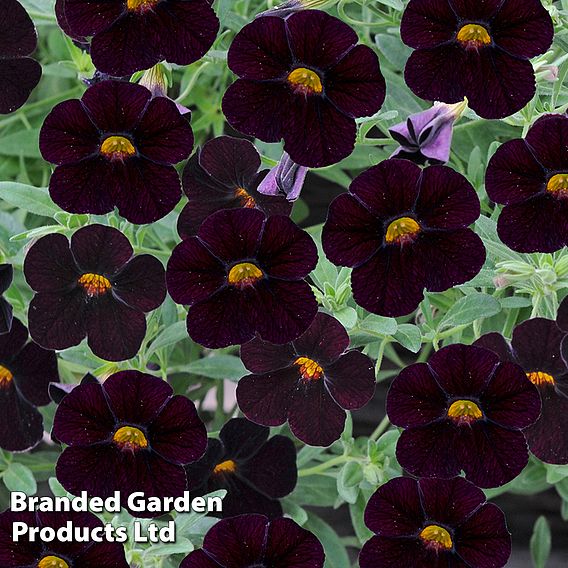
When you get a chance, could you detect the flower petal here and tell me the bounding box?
[240,338,296,373]
[322,193,382,268]
[61,0,124,37]
[324,350,375,410]
[39,99,100,165]
[485,139,546,205]
[227,16,291,80]
[401,0,458,49]
[387,363,448,428]
[0,58,41,114]
[364,476,424,536]
[288,381,346,446]
[237,367,299,427]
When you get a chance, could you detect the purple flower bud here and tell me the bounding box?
[389,99,468,165]
[257,152,308,202]
[139,65,191,115]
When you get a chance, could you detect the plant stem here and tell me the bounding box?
[370,415,390,442]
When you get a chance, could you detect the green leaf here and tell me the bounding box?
[304,512,350,568]
[292,475,337,507]
[3,463,37,495]
[530,516,551,568]
[0,182,60,217]
[147,321,187,355]
[0,129,41,158]
[186,354,246,380]
[359,314,398,336]
[440,293,501,328]
[393,324,422,353]
[334,306,357,329]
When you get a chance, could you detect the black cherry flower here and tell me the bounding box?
[386,343,540,487]
[359,476,511,568]
[322,159,485,317]
[0,0,41,114]
[401,0,553,119]
[167,207,317,349]
[185,418,297,519]
[0,510,129,568]
[56,0,219,77]
[222,10,386,168]
[24,224,166,362]
[237,312,375,447]
[178,136,291,238]
[53,370,207,516]
[485,114,568,253]
[475,318,568,465]
[0,319,59,452]
[40,80,194,224]
[0,264,13,334]
[180,514,325,568]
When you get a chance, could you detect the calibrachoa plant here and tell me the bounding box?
[1,1,568,567]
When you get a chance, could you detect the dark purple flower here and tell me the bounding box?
[49,373,99,406]
[401,0,553,119]
[0,319,58,452]
[53,370,207,516]
[222,10,386,168]
[40,80,193,224]
[178,136,292,238]
[0,0,41,114]
[485,114,568,253]
[257,151,308,202]
[56,0,219,77]
[24,224,166,362]
[185,418,297,519]
[0,510,129,568]
[475,318,568,465]
[389,99,468,165]
[0,264,14,334]
[387,343,540,487]
[180,514,325,568]
[237,312,375,447]
[167,207,318,349]
[359,476,511,568]
[322,159,485,317]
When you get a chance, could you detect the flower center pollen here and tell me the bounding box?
[127,0,159,12]
[385,217,421,245]
[419,525,453,551]
[547,174,568,198]
[235,187,256,208]
[288,67,323,95]
[447,400,483,425]
[457,24,491,48]
[113,426,148,451]
[527,371,555,386]
[295,357,324,381]
[100,135,136,161]
[37,556,70,568]
[78,273,112,297]
[228,262,264,288]
[0,365,13,388]
[213,459,237,475]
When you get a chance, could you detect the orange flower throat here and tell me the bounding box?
[0,365,13,388]
[78,273,112,297]
[457,24,492,49]
[295,357,324,381]
[113,426,148,451]
[288,67,323,95]
[420,524,453,551]
[213,459,237,475]
[37,557,69,568]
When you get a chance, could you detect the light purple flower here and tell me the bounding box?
[257,152,308,202]
[389,99,467,165]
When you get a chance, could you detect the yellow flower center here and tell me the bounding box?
[527,371,555,386]
[0,365,14,388]
[456,24,492,48]
[127,0,159,12]
[235,187,256,208]
[113,426,148,451]
[213,459,237,475]
[447,399,483,425]
[385,217,421,245]
[37,556,69,568]
[227,262,264,288]
[78,273,112,297]
[295,357,324,381]
[546,174,568,198]
[100,135,136,161]
[288,67,323,95]
[419,525,453,551]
